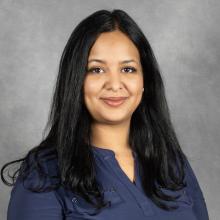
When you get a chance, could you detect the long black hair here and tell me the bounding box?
[1,9,188,212]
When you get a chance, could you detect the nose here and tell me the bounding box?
[105,72,123,91]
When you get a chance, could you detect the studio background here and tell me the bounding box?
[0,0,219,219]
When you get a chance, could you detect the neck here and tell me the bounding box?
[90,119,132,154]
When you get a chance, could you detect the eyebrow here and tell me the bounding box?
[88,59,137,64]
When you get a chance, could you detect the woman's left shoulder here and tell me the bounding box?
[183,155,206,201]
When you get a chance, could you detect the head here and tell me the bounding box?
[83,30,144,125]
[53,9,162,145]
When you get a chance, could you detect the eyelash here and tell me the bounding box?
[87,66,137,74]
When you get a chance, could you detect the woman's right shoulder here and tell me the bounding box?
[8,172,65,220]
[7,148,66,220]
[17,147,60,189]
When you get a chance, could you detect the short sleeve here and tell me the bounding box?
[184,156,209,220]
[7,176,64,220]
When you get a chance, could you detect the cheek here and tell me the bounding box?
[128,77,143,95]
[127,77,143,109]
[83,78,100,102]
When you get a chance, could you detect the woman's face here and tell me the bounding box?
[83,30,144,124]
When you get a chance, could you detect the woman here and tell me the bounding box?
[1,9,209,220]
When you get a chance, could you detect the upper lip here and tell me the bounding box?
[100,96,128,101]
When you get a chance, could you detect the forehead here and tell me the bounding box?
[88,30,140,62]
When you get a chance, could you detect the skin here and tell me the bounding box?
[83,30,144,182]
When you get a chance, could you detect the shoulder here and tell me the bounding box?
[8,167,64,219]
[183,155,205,200]
[17,147,60,188]
[7,148,65,219]
[183,156,209,219]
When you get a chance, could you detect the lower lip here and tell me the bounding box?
[101,98,127,107]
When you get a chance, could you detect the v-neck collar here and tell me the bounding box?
[91,144,138,160]
[91,144,138,183]
[91,144,155,217]
[91,144,138,185]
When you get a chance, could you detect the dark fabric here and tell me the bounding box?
[7,146,209,220]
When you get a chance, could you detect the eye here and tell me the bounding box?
[86,66,137,74]
[122,67,137,73]
[87,67,104,74]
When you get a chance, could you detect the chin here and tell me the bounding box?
[103,119,128,125]
[100,113,131,124]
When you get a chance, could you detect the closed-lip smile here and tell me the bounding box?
[100,96,128,107]
[100,97,128,101]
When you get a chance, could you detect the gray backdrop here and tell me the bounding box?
[0,0,219,219]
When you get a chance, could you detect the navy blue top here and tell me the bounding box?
[7,146,209,220]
